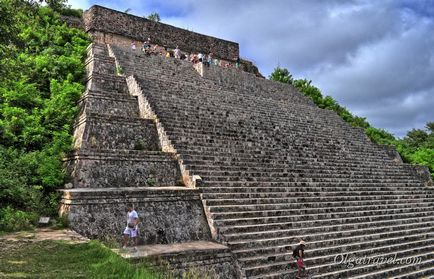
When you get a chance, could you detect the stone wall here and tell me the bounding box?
[60,187,211,244]
[64,150,183,188]
[78,91,140,118]
[73,115,160,150]
[84,5,239,61]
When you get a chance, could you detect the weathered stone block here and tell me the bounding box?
[60,187,211,244]
[73,114,160,150]
[64,150,182,188]
[86,73,129,94]
[85,55,116,77]
[83,5,239,61]
[78,91,140,118]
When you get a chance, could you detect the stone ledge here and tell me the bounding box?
[60,187,201,204]
[115,240,228,259]
[64,149,176,161]
[84,5,239,61]
[74,113,155,127]
[85,72,126,83]
[79,89,137,102]
[113,241,240,279]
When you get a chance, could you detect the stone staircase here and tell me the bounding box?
[60,43,238,278]
[109,45,434,278]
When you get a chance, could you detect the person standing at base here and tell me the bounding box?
[122,204,139,251]
[174,45,181,59]
[293,240,306,278]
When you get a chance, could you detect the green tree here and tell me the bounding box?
[147,12,161,22]
[269,67,293,84]
[0,1,90,231]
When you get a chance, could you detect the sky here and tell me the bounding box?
[69,0,434,138]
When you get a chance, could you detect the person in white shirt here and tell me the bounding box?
[122,204,139,250]
[174,46,181,59]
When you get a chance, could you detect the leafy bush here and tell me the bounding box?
[59,8,83,18]
[0,206,39,231]
[0,1,90,231]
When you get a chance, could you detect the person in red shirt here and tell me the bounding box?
[293,240,306,278]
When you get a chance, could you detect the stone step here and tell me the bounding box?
[158,113,365,138]
[204,194,434,207]
[202,177,419,184]
[213,205,434,227]
[173,138,386,155]
[222,217,433,247]
[210,202,434,221]
[244,242,434,278]
[219,210,434,236]
[234,229,432,262]
[162,117,366,140]
[114,241,240,279]
[178,149,396,162]
[203,181,424,189]
[251,250,434,279]
[237,234,434,268]
[193,167,412,177]
[201,186,429,194]
[165,124,370,143]
[157,107,363,134]
[310,248,434,279]
[207,197,433,214]
[198,172,414,181]
[182,159,406,170]
[203,190,433,201]
[388,262,434,279]
[188,163,413,173]
[167,130,375,150]
[189,164,408,175]
[230,228,432,267]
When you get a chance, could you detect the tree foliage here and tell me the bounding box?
[147,12,161,22]
[270,67,434,178]
[0,0,90,231]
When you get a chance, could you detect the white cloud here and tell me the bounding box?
[67,0,89,9]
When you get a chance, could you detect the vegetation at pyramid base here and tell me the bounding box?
[269,67,434,179]
[0,0,90,231]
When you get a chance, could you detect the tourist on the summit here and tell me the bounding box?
[192,54,199,64]
[131,42,136,51]
[174,46,181,59]
[235,56,241,69]
[293,240,306,279]
[202,54,209,66]
[198,52,204,62]
[122,204,140,251]
[142,37,151,52]
[207,53,213,66]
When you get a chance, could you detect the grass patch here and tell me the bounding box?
[0,240,164,278]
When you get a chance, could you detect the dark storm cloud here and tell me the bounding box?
[72,0,433,137]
